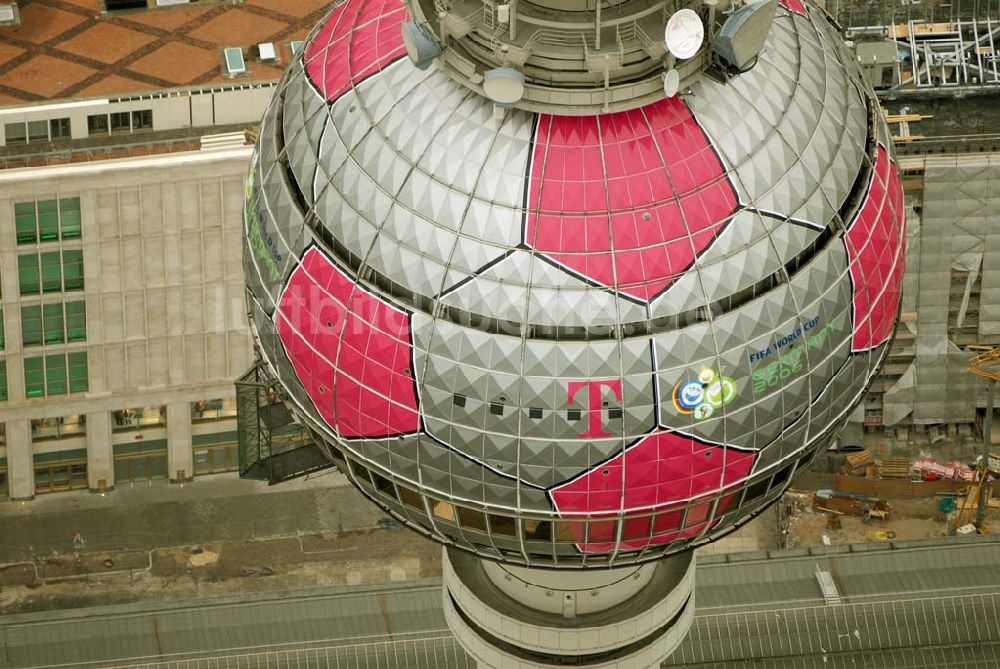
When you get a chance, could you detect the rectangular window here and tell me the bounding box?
[68,352,88,393]
[45,353,67,395]
[110,111,130,133]
[50,117,71,140]
[132,109,153,131]
[65,301,86,342]
[87,114,108,135]
[40,251,62,292]
[24,357,45,397]
[0,361,6,401]
[19,251,84,293]
[0,308,4,350]
[18,254,40,295]
[43,303,65,345]
[14,197,82,244]
[37,199,59,241]
[59,198,81,239]
[15,202,36,244]
[27,120,48,142]
[24,301,86,346]
[63,250,84,290]
[21,305,43,347]
[4,122,27,145]
[23,352,86,397]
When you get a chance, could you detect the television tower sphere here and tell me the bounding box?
[243,0,904,664]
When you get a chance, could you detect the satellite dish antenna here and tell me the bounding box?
[662,69,681,97]
[664,9,705,60]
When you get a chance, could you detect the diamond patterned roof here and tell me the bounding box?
[0,0,331,104]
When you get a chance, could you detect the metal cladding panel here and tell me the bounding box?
[281,60,328,205]
[656,209,821,313]
[245,105,313,312]
[412,315,657,490]
[685,5,868,230]
[243,0,904,565]
[525,99,739,302]
[845,146,907,352]
[655,237,854,462]
[439,251,647,329]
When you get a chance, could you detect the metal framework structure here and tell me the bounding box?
[235,363,332,484]
[844,2,1000,92]
[969,348,1000,527]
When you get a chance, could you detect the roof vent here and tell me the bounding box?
[258,42,277,62]
[223,47,247,76]
[0,3,20,26]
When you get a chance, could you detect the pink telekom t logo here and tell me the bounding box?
[567,380,623,438]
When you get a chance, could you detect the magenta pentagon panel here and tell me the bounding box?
[303,0,407,104]
[242,0,906,568]
[274,247,419,438]
[781,0,808,16]
[525,99,738,302]
[551,431,756,552]
[845,146,907,352]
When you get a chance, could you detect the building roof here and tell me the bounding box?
[4,536,1000,668]
[0,0,331,105]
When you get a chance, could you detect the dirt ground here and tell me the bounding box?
[782,488,1000,549]
[0,526,442,615]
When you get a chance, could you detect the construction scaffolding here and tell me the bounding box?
[840,0,1000,92]
[859,154,1000,444]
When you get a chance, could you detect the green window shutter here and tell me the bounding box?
[23,357,45,397]
[65,301,86,342]
[37,200,59,241]
[14,202,36,244]
[40,251,62,293]
[68,351,88,393]
[59,198,81,239]
[17,254,40,295]
[43,303,65,345]
[62,250,84,291]
[45,353,67,395]
[0,361,7,401]
[20,305,42,347]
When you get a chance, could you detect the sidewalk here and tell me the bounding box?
[0,468,382,563]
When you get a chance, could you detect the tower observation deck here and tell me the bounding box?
[239,0,906,665]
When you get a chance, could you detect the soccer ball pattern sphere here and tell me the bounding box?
[243,0,905,566]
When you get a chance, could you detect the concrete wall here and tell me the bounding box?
[0,148,255,500]
[0,84,279,146]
